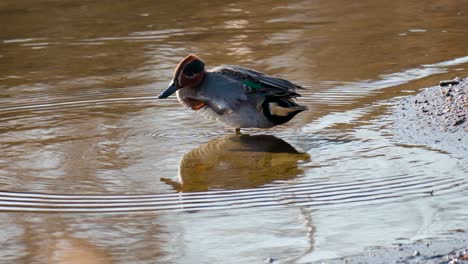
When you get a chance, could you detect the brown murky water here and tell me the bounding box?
[1,0,468,263]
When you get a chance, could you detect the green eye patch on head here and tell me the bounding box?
[183,60,205,76]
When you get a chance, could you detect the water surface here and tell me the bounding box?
[1,0,468,263]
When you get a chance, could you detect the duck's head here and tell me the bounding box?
[158,54,206,99]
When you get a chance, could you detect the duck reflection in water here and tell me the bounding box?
[161,134,310,192]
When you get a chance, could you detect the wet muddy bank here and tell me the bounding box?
[318,231,468,264]
[392,77,468,157]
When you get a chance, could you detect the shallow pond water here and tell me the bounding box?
[1,0,468,263]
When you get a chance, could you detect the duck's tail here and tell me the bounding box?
[262,98,307,125]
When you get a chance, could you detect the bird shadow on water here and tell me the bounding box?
[160,134,311,192]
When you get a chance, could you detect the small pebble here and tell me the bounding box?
[453,117,466,126]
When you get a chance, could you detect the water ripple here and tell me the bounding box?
[0,96,159,113]
[307,55,468,105]
[0,170,465,213]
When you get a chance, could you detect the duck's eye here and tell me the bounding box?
[183,60,205,77]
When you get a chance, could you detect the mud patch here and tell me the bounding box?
[392,77,468,157]
[320,231,468,264]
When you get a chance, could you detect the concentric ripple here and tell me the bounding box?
[0,171,466,213]
[0,96,159,113]
[1,55,467,214]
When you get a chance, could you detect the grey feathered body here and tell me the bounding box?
[176,65,305,128]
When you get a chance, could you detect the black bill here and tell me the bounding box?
[158,81,178,99]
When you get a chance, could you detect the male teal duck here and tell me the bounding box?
[158,54,307,133]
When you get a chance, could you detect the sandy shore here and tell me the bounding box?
[392,77,467,158]
[317,231,468,264]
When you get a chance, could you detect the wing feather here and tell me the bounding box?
[210,65,303,98]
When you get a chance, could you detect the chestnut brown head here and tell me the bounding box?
[158,54,206,99]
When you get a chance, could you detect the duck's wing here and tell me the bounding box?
[210,65,304,98]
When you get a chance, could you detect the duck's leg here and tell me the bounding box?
[235,128,241,135]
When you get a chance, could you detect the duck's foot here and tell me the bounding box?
[235,128,241,135]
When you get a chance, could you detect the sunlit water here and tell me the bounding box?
[1,0,468,263]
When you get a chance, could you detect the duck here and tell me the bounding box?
[158,54,307,133]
